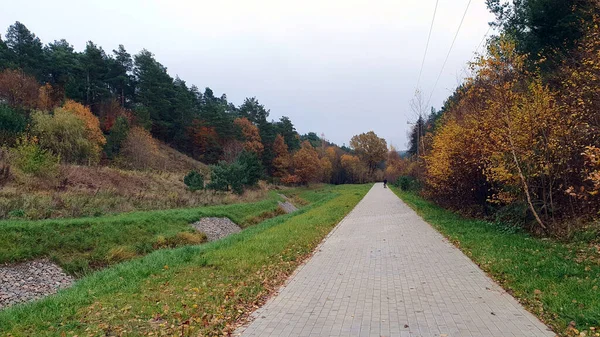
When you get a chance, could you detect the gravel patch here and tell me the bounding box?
[191,217,242,241]
[0,259,74,310]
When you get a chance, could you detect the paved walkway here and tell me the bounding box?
[237,184,555,337]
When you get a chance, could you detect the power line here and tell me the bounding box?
[425,0,472,109]
[416,0,440,89]
[474,25,492,58]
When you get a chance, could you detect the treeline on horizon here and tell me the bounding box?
[0,21,389,191]
[393,0,600,236]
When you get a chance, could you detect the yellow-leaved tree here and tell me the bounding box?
[32,100,105,164]
[349,131,387,174]
[62,100,106,152]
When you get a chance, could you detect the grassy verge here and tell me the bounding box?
[0,184,370,336]
[390,187,600,336]
[0,193,283,276]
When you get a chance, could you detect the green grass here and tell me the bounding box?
[0,184,371,336]
[0,192,283,276]
[390,187,600,336]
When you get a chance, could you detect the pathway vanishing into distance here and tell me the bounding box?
[236,184,555,337]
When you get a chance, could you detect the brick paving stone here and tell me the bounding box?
[236,184,556,337]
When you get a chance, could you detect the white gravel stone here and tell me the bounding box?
[191,217,242,241]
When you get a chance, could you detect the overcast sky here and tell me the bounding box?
[1,0,495,150]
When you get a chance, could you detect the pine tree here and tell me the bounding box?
[5,22,45,79]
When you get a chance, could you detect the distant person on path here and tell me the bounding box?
[383,178,388,188]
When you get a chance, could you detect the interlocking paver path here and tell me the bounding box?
[237,184,555,337]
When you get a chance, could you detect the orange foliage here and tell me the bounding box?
[291,141,322,184]
[37,83,63,111]
[320,156,333,182]
[272,134,291,178]
[234,117,264,155]
[62,100,106,148]
[97,99,132,132]
[280,174,302,185]
[341,154,368,183]
[188,119,220,161]
[385,146,409,183]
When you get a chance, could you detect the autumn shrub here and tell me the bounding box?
[9,136,59,178]
[0,69,39,109]
[31,109,99,164]
[184,170,204,191]
[117,126,164,170]
[62,100,106,151]
[280,174,302,185]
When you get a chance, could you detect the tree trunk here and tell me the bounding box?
[507,129,547,230]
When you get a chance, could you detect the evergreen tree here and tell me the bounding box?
[4,22,45,79]
[487,0,594,71]
[133,49,176,141]
[274,116,300,151]
[238,97,277,172]
[104,116,130,159]
[107,44,133,107]
[0,34,14,70]
[199,87,236,143]
[238,150,263,186]
[82,41,111,108]
[407,115,426,157]
[301,132,322,148]
[44,39,78,87]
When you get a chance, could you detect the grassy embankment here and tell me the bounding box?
[390,187,600,336]
[0,192,285,276]
[0,184,370,336]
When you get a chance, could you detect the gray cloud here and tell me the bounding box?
[1,0,494,149]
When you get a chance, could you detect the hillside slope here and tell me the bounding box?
[1,143,264,220]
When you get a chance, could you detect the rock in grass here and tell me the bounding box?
[191,218,242,241]
[278,201,299,214]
